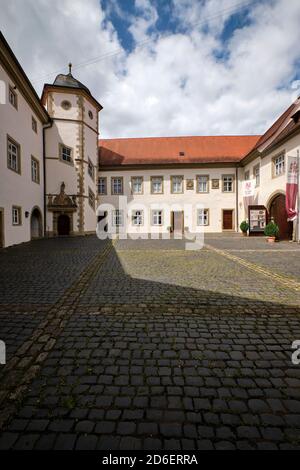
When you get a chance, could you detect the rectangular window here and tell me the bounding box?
[131,177,143,194]
[88,158,94,180]
[197,175,209,193]
[32,116,37,133]
[132,210,144,226]
[60,144,72,163]
[111,177,123,195]
[244,170,250,181]
[31,157,40,183]
[88,188,95,210]
[112,209,123,226]
[151,176,163,194]
[197,208,209,226]
[12,206,21,225]
[274,154,285,176]
[7,136,20,173]
[152,210,163,226]
[254,164,260,187]
[9,86,18,109]
[98,177,107,195]
[222,175,234,192]
[171,176,183,194]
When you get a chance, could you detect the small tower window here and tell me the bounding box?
[88,110,93,120]
[61,100,72,110]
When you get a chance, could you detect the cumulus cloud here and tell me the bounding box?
[0,0,300,138]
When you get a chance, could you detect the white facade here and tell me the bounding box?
[98,167,238,234]
[0,36,48,248]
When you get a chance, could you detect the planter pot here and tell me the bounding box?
[267,236,276,243]
[242,232,248,237]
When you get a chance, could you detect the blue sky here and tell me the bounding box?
[0,0,300,138]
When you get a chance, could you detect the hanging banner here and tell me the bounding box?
[286,155,299,221]
[242,179,256,217]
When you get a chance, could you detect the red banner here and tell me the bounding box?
[286,156,298,221]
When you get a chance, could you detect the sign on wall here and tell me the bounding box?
[211,179,219,189]
[248,205,267,234]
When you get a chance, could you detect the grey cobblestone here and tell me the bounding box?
[0,236,300,449]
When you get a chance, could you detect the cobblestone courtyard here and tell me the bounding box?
[0,235,300,450]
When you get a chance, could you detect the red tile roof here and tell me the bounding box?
[99,135,260,167]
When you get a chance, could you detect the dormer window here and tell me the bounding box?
[179,151,185,157]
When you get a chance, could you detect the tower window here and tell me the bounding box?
[59,144,73,164]
[88,188,95,210]
[88,110,93,119]
[88,158,94,180]
[61,100,72,110]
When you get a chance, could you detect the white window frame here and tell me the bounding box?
[132,210,144,226]
[197,175,209,193]
[12,206,21,226]
[274,154,285,177]
[7,137,20,173]
[9,86,18,109]
[151,176,163,194]
[171,176,183,194]
[98,177,107,195]
[222,175,234,192]
[112,177,123,195]
[60,144,73,164]
[31,157,40,183]
[131,177,143,194]
[152,210,163,226]
[197,208,209,226]
[112,209,123,227]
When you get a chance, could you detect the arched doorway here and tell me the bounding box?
[57,214,70,236]
[269,194,293,240]
[30,207,43,239]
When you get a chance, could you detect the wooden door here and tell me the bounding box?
[270,194,293,240]
[172,211,184,234]
[223,210,233,230]
[57,214,70,236]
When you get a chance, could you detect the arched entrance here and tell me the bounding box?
[30,207,43,239]
[269,194,293,240]
[57,214,71,236]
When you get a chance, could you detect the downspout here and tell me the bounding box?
[43,120,53,237]
[236,166,239,232]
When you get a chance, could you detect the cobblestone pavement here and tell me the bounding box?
[0,234,300,450]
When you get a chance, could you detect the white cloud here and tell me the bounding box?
[0,0,300,138]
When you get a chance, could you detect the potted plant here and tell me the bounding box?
[264,221,279,243]
[240,220,249,236]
